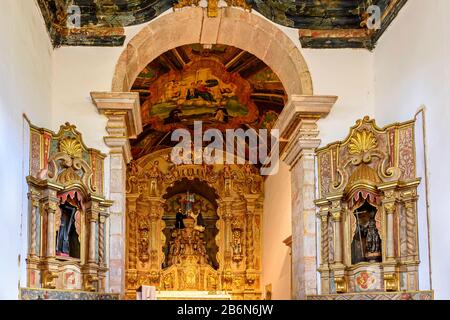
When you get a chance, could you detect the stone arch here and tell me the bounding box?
[112,6,313,97]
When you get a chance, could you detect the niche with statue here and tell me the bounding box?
[351,201,382,265]
[26,123,112,293]
[315,117,422,296]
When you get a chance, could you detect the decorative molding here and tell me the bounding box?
[275,95,337,167]
[91,92,142,139]
[91,92,143,164]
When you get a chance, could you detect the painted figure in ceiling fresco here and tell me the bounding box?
[164,109,182,124]
[187,80,217,102]
[143,65,253,131]
[213,107,229,123]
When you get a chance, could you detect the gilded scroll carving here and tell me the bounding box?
[138,219,150,263]
[398,127,416,180]
[231,218,243,264]
[128,211,138,269]
[173,0,252,18]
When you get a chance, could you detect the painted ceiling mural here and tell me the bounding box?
[38,0,407,49]
[130,44,286,159]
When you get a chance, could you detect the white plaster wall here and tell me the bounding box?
[262,162,292,300]
[271,21,375,147]
[0,0,53,299]
[373,0,450,299]
[303,49,375,146]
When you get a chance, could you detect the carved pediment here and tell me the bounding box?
[317,116,416,199]
[29,122,106,196]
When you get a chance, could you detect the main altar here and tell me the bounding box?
[125,149,264,300]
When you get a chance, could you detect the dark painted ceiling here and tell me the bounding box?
[38,0,407,50]
[130,44,285,159]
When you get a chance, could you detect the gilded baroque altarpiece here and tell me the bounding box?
[125,149,264,300]
[26,123,112,293]
[311,116,432,299]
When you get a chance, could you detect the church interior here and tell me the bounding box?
[1,0,449,301]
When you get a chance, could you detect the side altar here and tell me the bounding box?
[22,122,114,298]
[309,117,433,300]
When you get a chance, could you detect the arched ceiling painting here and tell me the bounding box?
[38,0,407,49]
[130,44,286,159]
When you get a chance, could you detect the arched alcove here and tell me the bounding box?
[91,5,337,300]
[111,6,313,98]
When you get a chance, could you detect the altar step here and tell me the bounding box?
[307,291,433,300]
[20,287,119,300]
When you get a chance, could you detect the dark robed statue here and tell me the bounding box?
[351,222,368,264]
[175,208,187,229]
[366,219,382,262]
[56,202,78,257]
[351,201,382,264]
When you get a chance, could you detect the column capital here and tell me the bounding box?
[384,202,396,215]
[91,92,142,138]
[275,95,337,168]
[91,92,143,164]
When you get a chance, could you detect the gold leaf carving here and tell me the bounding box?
[59,137,83,158]
[348,130,377,155]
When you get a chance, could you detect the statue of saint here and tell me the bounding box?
[56,202,78,257]
[175,208,186,229]
[351,222,368,264]
[366,219,382,261]
[351,201,382,264]
[190,209,205,232]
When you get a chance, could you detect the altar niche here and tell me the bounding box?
[125,149,264,300]
[56,197,81,259]
[351,201,382,265]
[162,179,219,270]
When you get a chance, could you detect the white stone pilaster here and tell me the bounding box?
[275,94,337,300]
[91,92,142,296]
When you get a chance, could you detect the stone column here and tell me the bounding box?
[87,208,99,264]
[42,192,60,289]
[91,92,142,296]
[28,191,40,257]
[329,199,344,266]
[45,201,58,257]
[275,95,337,300]
[384,202,396,261]
[98,214,107,266]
